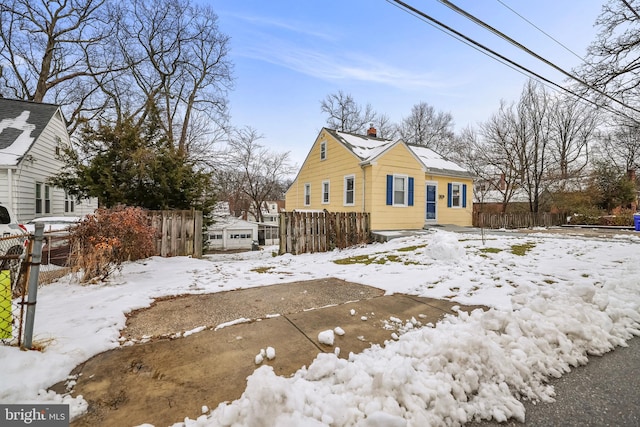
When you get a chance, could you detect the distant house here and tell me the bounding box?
[206,217,258,251]
[206,202,258,250]
[0,98,97,222]
[285,127,474,230]
[245,200,283,245]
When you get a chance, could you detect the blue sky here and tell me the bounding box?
[207,0,604,167]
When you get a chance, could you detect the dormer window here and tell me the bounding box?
[320,141,327,160]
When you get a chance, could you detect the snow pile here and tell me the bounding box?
[255,347,276,364]
[424,231,466,261]
[189,277,639,426]
[318,330,335,346]
[1,229,639,425]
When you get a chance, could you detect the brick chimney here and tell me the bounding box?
[367,124,377,138]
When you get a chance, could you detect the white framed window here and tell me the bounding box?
[35,182,51,214]
[320,141,327,160]
[447,182,467,208]
[344,175,355,206]
[322,180,330,204]
[35,182,43,214]
[45,185,51,213]
[393,175,408,206]
[451,183,461,208]
[304,183,311,206]
[65,190,75,213]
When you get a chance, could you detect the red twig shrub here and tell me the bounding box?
[69,206,156,282]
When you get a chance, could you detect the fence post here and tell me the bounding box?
[23,222,44,350]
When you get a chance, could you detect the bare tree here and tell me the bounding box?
[0,0,233,147]
[104,0,233,154]
[517,80,553,213]
[373,113,397,140]
[0,0,115,130]
[320,90,376,134]
[222,127,294,222]
[596,117,640,172]
[477,103,526,213]
[580,0,640,110]
[396,101,455,155]
[548,95,598,180]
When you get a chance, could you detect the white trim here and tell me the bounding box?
[392,174,409,207]
[343,174,355,206]
[425,181,437,222]
[304,183,311,206]
[320,141,327,161]
[321,180,330,204]
[451,182,463,208]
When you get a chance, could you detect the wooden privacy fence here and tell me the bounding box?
[279,211,371,255]
[473,211,566,229]
[148,210,203,258]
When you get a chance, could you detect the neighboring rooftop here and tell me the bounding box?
[0,98,60,166]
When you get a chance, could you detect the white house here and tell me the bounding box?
[0,98,98,222]
[206,216,258,251]
[245,200,283,246]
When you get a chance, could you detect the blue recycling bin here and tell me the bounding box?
[634,213,640,231]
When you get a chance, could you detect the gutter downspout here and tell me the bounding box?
[7,168,14,212]
[361,166,366,212]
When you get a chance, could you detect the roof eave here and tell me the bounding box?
[424,168,476,179]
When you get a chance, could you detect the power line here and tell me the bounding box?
[437,0,640,116]
[494,0,589,66]
[621,0,640,20]
[384,0,630,120]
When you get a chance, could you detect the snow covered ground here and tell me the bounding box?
[1,229,639,426]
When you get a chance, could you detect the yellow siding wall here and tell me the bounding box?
[366,144,426,230]
[427,174,474,226]
[285,130,364,212]
[285,130,475,230]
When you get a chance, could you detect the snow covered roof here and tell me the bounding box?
[325,128,393,160]
[326,128,473,178]
[477,188,530,204]
[0,98,61,167]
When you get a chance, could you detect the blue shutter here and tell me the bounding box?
[447,183,452,208]
[408,177,414,206]
[386,175,393,205]
[462,184,467,208]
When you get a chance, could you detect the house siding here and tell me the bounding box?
[286,130,364,211]
[286,128,475,231]
[427,174,473,226]
[367,144,425,230]
[1,109,97,221]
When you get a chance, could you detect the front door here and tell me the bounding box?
[426,183,437,222]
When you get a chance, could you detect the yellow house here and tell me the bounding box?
[285,127,475,231]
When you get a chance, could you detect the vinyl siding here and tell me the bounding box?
[286,130,475,230]
[427,174,473,226]
[286,130,364,212]
[1,110,97,221]
[367,143,425,230]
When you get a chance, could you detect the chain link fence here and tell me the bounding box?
[0,234,29,346]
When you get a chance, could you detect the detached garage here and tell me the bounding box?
[206,217,258,251]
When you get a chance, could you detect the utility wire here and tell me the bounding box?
[621,0,640,20]
[385,0,630,120]
[437,0,640,116]
[494,0,589,66]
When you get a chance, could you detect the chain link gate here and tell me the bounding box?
[0,223,45,348]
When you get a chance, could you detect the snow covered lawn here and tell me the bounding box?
[1,229,639,426]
